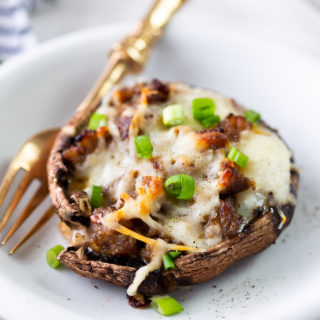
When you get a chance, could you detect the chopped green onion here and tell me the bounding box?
[162,253,175,270]
[192,97,215,119]
[227,147,249,168]
[164,174,195,200]
[46,245,64,268]
[192,98,220,128]
[90,185,103,209]
[168,251,182,259]
[162,104,184,126]
[150,295,184,316]
[244,109,260,124]
[88,112,108,130]
[134,135,153,159]
[201,114,220,128]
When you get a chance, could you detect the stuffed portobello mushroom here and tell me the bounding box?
[48,79,299,306]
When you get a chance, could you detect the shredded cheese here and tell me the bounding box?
[71,82,294,296]
[277,207,287,230]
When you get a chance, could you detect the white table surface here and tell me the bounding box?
[30,0,320,58]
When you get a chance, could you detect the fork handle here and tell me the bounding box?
[66,0,187,133]
[113,0,188,73]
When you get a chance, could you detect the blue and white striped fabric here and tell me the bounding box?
[0,0,36,62]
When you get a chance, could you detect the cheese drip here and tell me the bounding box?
[99,176,199,296]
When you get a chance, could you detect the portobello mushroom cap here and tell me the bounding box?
[48,80,299,297]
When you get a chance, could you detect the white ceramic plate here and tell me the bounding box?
[0,24,319,320]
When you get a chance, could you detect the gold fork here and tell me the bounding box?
[0,0,187,254]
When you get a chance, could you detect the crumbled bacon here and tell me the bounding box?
[110,84,143,106]
[96,126,113,144]
[219,197,243,238]
[127,294,150,308]
[115,116,133,140]
[218,159,254,195]
[195,130,229,150]
[62,128,112,167]
[217,113,252,142]
[145,79,170,104]
[62,129,98,166]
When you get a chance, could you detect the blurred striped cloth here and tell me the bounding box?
[0,0,37,62]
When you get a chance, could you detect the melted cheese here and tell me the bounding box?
[235,128,291,204]
[71,82,293,296]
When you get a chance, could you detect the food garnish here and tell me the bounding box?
[46,245,64,268]
[135,135,153,159]
[150,295,184,316]
[162,104,184,126]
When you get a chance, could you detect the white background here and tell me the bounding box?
[31,0,320,57]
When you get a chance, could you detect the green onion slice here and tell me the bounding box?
[88,112,108,130]
[200,114,220,128]
[164,174,195,200]
[162,253,175,270]
[192,97,215,119]
[162,104,184,126]
[168,251,182,259]
[227,147,249,168]
[46,245,64,269]
[192,97,220,127]
[90,185,103,209]
[150,295,184,316]
[134,135,153,159]
[244,109,260,124]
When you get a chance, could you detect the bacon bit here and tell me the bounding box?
[217,113,252,142]
[218,159,254,195]
[195,130,229,150]
[112,87,134,104]
[96,126,113,144]
[115,116,133,140]
[145,79,170,104]
[110,84,143,106]
[127,294,150,308]
[62,129,98,166]
[219,197,243,238]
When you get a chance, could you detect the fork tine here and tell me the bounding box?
[0,163,19,207]
[1,184,48,245]
[9,206,55,255]
[0,171,33,232]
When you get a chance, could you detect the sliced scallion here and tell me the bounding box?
[150,295,184,316]
[162,253,175,270]
[164,174,195,200]
[201,114,220,128]
[134,135,153,159]
[244,109,260,124]
[227,147,249,168]
[192,97,220,127]
[90,185,103,209]
[88,112,108,130]
[46,245,64,269]
[162,104,184,126]
[168,251,182,259]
